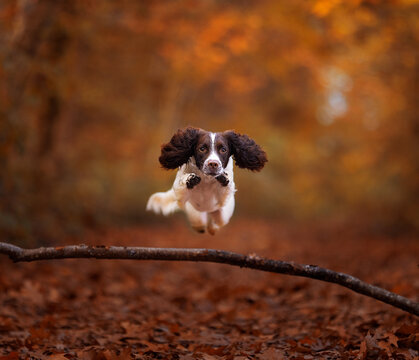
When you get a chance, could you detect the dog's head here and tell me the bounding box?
[159,127,267,176]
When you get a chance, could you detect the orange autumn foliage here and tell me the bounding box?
[0,0,418,242]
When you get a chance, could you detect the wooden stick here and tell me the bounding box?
[0,242,417,316]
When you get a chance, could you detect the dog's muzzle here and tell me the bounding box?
[203,160,222,176]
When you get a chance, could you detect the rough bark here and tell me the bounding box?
[0,242,417,316]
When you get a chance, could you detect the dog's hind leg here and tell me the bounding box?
[146,189,179,216]
[184,201,208,234]
[207,195,235,235]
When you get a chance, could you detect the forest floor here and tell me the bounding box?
[0,219,418,359]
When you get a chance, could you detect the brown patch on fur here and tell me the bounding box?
[224,131,268,171]
[159,127,200,169]
[193,132,212,170]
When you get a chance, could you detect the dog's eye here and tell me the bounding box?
[199,146,207,152]
[220,147,227,153]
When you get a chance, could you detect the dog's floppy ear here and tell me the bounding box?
[224,131,267,171]
[159,127,200,169]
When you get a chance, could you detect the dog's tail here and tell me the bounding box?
[146,189,180,216]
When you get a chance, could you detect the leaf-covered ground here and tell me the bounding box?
[0,219,418,359]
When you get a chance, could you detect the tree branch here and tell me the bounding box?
[0,242,417,316]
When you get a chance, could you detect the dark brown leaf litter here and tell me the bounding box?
[0,220,418,359]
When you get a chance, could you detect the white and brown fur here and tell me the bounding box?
[146,127,267,234]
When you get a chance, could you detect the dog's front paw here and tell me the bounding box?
[186,174,201,189]
[216,173,229,187]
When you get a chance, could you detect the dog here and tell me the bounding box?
[146,127,267,234]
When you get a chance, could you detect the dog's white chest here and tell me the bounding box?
[188,177,224,213]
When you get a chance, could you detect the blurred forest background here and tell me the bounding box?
[0,0,418,243]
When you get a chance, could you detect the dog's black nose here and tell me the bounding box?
[208,161,219,170]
